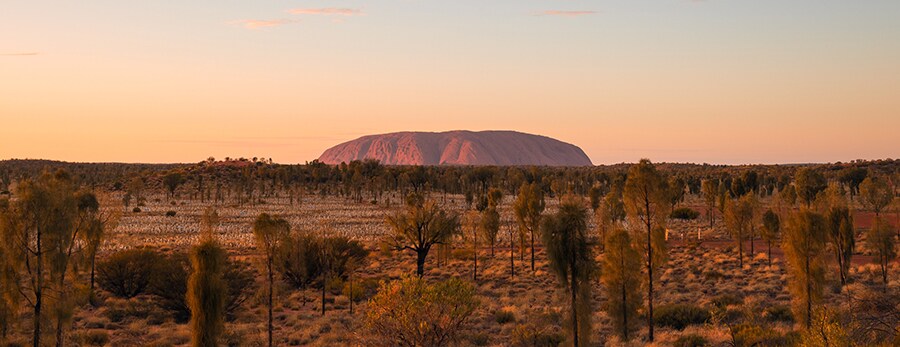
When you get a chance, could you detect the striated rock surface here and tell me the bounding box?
[318,130,592,166]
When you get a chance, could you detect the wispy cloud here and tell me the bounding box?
[537,10,597,17]
[230,19,297,29]
[288,8,363,16]
[1,52,39,56]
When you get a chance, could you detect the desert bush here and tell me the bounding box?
[103,298,156,323]
[342,278,379,303]
[702,269,724,281]
[730,324,793,347]
[148,253,191,322]
[365,276,478,347]
[764,305,793,323]
[510,324,565,347]
[165,210,176,217]
[148,252,256,323]
[132,207,141,213]
[326,276,344,295]
[96,249,163,298]
[81,329,110,346]
[674,333,708,347]
[494,309,516,324]
[671,207,700,220]
[466,332,491,346]
[654,304,711,330]
[451,248,474,261]
[711,293,743,309]
[278,233,324,290]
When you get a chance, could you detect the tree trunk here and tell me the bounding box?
[530,228,536,272]
[90,256,96,290]
[473,229,478,281]
[268,261,274,347]
[416,251,426,278]
[750,225,755,255]
[571,263,579,347]
[34,228,43,347]
[321,279,326,316]
[621,242,629,341]
[56,313,63,347]
[806,253,812,329]
[646,212,654,341]
[767,240,772,267]
[510,232,515,278]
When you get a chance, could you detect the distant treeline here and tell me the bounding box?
[1,158,897,203]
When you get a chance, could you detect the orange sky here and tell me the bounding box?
[2,1,898,164]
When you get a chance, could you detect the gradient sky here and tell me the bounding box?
[2,1,898,165]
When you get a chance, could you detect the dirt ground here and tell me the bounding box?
[5,193,899,346]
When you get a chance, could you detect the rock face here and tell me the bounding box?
[318,130,593,166]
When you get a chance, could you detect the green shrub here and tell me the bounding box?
[364,276,479,346]
[96,249,163,298]
[671,207,701,220]
[494,309,516,324]
[674,333,708,347]
[654,304,711,330]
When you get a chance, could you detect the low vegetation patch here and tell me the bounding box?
[654,304,711,330]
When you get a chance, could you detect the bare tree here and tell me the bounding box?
[252,213,290,347]
[386,194,460,277]
[622,159,670,342]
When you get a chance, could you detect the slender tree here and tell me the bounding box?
[860,175,894,219]
[319,236,367,315]
[595,188,625,252]
[513,182,545,271]
[725,194,755,268]
[480,198,501,257]
[701,179,719,227]
[386,193,460,277]
[825,206,854,287]
[0,198,19,342]
[464,211,480,281]
[163,172,184,201]
[252,213,290,347]
[795,168,827,208]
[187,234,227,347]
[622,159,670,342]
[761,209,780,267]
[186,208,227,346]
[601,228,642,341]
[783,209,827,329]
[542,195,594,347]
[866,218,896,292]
[0,171,78,347]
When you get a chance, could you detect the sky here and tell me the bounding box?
[1,0,898,165]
